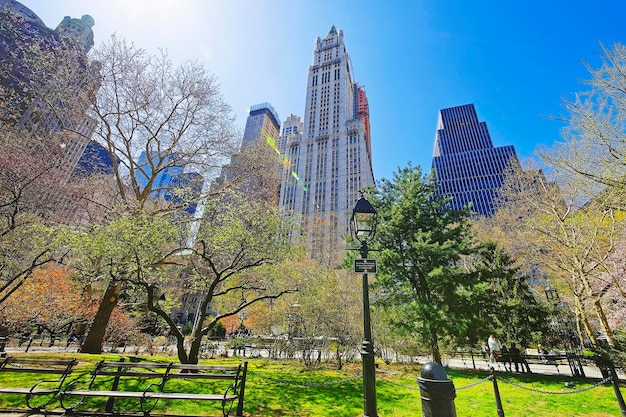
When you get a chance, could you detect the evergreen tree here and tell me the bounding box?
[373,165,478,364]
[472,242,550,347]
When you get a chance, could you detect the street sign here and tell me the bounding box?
[354,258,377,274]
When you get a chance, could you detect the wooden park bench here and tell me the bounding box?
[60,359,248,417]
[0,356,77,412]
[491,349,574,375]
[522,351,585,376]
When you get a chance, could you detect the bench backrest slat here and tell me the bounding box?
[166,373,239,380]
[85,361,244,385]
[100,362,169,369]
[93,371,167,378]
[0,358,77,374]
[4,359,76,366]
[169,364,240,372]
[0,368,72,374]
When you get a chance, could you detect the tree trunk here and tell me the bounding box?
[575,297,598,346]
[80,281,121,354]
[593,298,614,346]
[336,344,343,370]
[175,334,189,364]
[429,327,442,365]
[186,333,203,364]
[174,322,204,365]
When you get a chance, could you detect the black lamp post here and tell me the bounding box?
[237,311,248,327]
[350,195,378,417]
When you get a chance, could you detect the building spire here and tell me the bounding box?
[327,25,338,36]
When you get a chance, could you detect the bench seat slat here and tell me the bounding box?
[62,391,240,402]
[63,390,148,399]
[145,393,238,401]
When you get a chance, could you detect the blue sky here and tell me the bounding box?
[19,0,626,182]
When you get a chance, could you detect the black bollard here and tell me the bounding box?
[608,366,626,417]
[417,362,457,417]
[490,367,505,417]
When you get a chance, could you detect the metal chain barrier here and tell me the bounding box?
[455,374,494,390]
[496,375,611,395]
[251,366,613,398]
[380,372,602,394]
[248,370,362,387]
[376,377,420,391]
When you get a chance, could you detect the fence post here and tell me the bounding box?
[566,352,584,377]
[490,367,505,417]
[24,337,33,353]
[416,362,456,417]
[608,365,626,417]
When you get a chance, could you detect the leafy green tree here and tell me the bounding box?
[488,162,626,347]
[59,35,241,354]
[274,261,362,369]
[373,165,482,364]
[148,190,300,364]
[63,211,182,353]
[471,241,550,346]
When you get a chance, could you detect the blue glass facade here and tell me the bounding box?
[164,172,203,215]
[71,140,114,178]
[135,151,203,215]
[431,104,521,216]
[135,151,183,199]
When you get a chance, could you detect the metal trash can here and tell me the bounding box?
[417,362,457,417]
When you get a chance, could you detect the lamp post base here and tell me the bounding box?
[362,340,378,417]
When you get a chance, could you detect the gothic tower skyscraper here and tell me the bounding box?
[279,26,375,263]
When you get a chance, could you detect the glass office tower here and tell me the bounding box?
[431,104,521,216]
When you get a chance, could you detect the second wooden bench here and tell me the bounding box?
[60,359,248,417]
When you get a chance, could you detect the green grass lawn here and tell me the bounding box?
[0,353,622,416]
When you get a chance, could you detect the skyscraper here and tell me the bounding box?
[214,102,282,203]
[278,113,303,212]
[0,0,97,181]
[277,113,303,154]
[242,102,281,148]
[279,26,375,263]
[135,151,183,199]
[431,103,522,216]
[134,151,203,217]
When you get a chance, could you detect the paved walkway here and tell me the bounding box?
[2,343,621,381]
[443,354,617,380]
